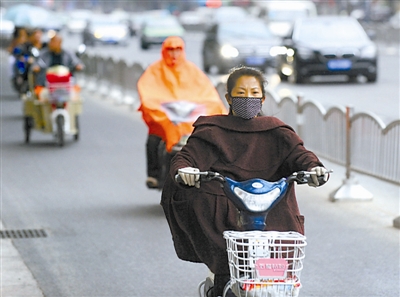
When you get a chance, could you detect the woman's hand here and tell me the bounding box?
[309,166,329,187]
[178,167,200,188]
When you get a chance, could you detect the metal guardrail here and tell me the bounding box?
[79,51,400,185]
[262,90,400,185]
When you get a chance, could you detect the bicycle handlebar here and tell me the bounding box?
[174,169,332,230]
[175,170,331,186]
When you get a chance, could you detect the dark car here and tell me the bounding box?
[82,16,129,46]
[277,16,378,83]
[202,19,281,74]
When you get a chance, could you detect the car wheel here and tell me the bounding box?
[55,115,65,147]
[208,64,221,75]
[289,60,305,84]
[278,70,289,82]
[141,40,149,50]
[74,116,79,141]
[24,116,33,143]
[289,70,305,84]
[366,73,377,83]
[348,75,358,83]
[203,59,210,73]
[85,38,94,46]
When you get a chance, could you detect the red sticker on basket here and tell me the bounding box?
[255,258,288,279]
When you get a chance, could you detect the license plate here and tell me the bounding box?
[246,56,266,66]
[327,59,352,70]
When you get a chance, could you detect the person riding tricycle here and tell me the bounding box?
[23,34,85,146]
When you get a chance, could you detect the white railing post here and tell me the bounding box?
[296,93,304,138]
[329,106,373,201]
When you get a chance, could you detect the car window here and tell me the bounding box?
[295,18,370,43]
[213,7,247,22]
[219,22,274,39]
[147,17,179,28]
[268,9,309,21]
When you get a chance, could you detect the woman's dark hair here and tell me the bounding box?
[226,66,268,97]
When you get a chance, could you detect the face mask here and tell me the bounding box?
[231,97,262,119]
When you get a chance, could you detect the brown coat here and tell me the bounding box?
[160,115,323,274]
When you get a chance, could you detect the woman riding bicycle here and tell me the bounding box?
[161,66,329,297]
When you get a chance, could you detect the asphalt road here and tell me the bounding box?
[61,31,400,125]
[1,32,399,296]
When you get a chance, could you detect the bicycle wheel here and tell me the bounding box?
[56,115,64,147]
[24,116,33,143]
[74,115,79,141]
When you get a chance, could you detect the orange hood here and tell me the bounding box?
[161,36,186,67]
[137,36,227,151]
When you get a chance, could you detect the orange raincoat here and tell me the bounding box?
[137,36,227,152]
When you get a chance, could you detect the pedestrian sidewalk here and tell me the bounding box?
[0,221,44,297]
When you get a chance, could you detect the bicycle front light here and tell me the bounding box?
[233,187,282,212]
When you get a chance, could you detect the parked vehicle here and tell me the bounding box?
[202,19,282,74]
[276,16,378,84]
[175,169,329,297]
[82,15,129,46]
[139,15,185,50]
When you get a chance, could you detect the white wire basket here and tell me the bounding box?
[223,230,307,297]
[46,78,75,103]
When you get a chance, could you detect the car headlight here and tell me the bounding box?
[220,44,239,58]
[270,46,287,57]
[360,45,377,59]
[297,47,314,60]
[116,29,127,38]
[94,31,103,39]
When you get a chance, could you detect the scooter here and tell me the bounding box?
[176,169,331,297]
[155,101,207,189]
[11,47,37,95]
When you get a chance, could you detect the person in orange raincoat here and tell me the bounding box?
[137,36,226,189]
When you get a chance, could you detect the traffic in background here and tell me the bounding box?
[1,1,399,296]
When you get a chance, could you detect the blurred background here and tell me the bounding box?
[1,0,399,35]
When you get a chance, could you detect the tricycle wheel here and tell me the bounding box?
[56,115,64,147]
[24,116,33,143]
[74,116,79,141]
